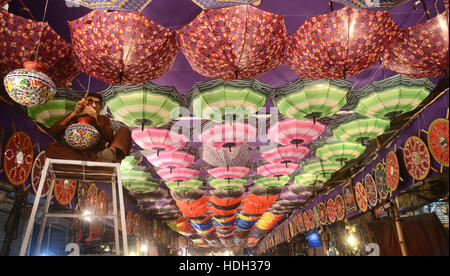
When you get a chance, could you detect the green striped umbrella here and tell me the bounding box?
[165,180,203,191]
[120,168,152,186]
[301,157,344,178]
[347,74,435,120]
[125,181,159,193]
[27,97,77,128]
[188,79,271,122]
[328,114,390,146]
[313,137,366,165]
[120,155,142,171]
[273,79,353,122]
[104,81,185,129]
[294,173,328,186]
[253,176,290,189]
[209,178,247,190]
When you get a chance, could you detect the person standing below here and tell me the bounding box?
[46,92,131,162]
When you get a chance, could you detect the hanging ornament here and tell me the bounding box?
[365,173,378,207]
[31,150,52,197]
[64,116,100,150]
[354,181,368,212]
[335,194,346,221]
[386,150,400,192]
[427,118,449,167]
[327,198,337,224]
[402,136,431,181]
[318,202,328,225]
[3,131,33,186]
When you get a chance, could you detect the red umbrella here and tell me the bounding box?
[383,11,449,78]
[0,10,79,88]
[257,163,298,177]
[177,5,288,80]
[260,145,309,165]
[285,6,400,79]
[199,122,257,151]
[267,119,326,148]
[69,9,178,85]
[207,167,249,179]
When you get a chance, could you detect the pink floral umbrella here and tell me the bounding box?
[0,10,79,88]
[267,119,326,148]
[207,167,249,179]
[199,122,257,151]
[256,163,298,177]
[285,6,400,79]
[69,9,178,85]
[158,168,199,182]
[144,150,195,169]
[132,128,189,155]
[260,145,309,166]
[177,5,288,80]
[383,11,449,78]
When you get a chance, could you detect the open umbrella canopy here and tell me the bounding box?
[273,79,353,121]
[76,0,153,12]
[165,179,203,191]
[27,96,77,128]
[209,178,247,190]
[200,143,255,167]
[331,0,412,9]
[132,127,189,154]
[253,176,290,189]
[294,173,328,186]
[301,157,344,178]
[177,4,288,80]
[257,163,298,177]
[69,9,178,85]
[0,10,79,88]
[284,6,400,79]
[267,118,326,148]
[199,121,257,150]
[347,74,435,120]
[328,114,390,146]
[123,180,159,193]
[207,167,249,179]
[191,0,261,9]
[313,137,366,164]
[260,145,309,165]
[383,11,449,78]
[144,150,195,169]
[157,167,199,182]
[188,79,271,122]
[104,81,185,128]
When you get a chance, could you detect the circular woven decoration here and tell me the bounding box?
[354,181,368,212]
[78,182,97,212]
[133,213,141,236]
[96,190,108,217]
[385,151,400,191]
[318,202,328,225]
[427,118,449,167]
[365,174,378,207]
[313,206,320,228]
[302,211,310,231]
[54,179,77,206]
[335,194,345,221]
[403,136,431,180]
[126,210,133,235]
[3,131,33,186]
[308,209,315,229]
[374,163,389,200]
[31,150,52,197]
[327,198,337,223]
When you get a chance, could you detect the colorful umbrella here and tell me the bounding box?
[209,178,247,190]
[348,74,435,120]
[76,0,152,12]
[383,11,449,78]
[253,176,290,189]
[144,150,195,169]
[158,168,199,182]
[260,145,309,165]
[132,128,189,155]
[207,167,249,179]
[171,189,204,201]
[0,10,79,88]
[200,143,255,167]
[133,187,168,202]
[274,79,353,121]
[301,157,344,178]
[285,7,400,79]
[191,0,261,9]
[199,122,257,150]
[188,79,271,122]
[313,137,366,164]
[328,114,390,146]
[286,183,314,196]
[331,0,411,9]
[256,163,298,177]
[27,97,77,128]
[124,180,159,194]
[294,173,328,187]
[165,179,203,191]
[177,5,288,80]
[267,119,326,148]
[69,9,178,85]
[104,82,185,128]
[120,155,142,171]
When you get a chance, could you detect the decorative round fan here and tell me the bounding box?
[126,210,133,235]
[318,202,328,225]
[133,213,141,236]
[335,194,345,221]
[54,179,77,206]
[327,198,337,224]
[302,211,310,231]
[386,151,400,192]
[31,150,52,197]
[354,181,368,212]
[78,182,97,212]
[308,209,315,229]
[3,131,33,186]
[374,163,389,200]
[427,118,449,167]
[96,190,108,217]
[365,174,378,207]
[403,136,431,180]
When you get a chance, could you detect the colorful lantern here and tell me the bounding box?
[64,116,100,150]
[274,79,353,121]
[313,137,366,164]
[144,150,195,169]
[260,145,309,165]
[132,128,189,155]
[76,0,152,12]
[207,167,249,179]
[188,79,270,122]
[348,74,435,120]
[104,82,185,128]
[199,121,257,150]
[267,118,326,148]
[256,163,298,177]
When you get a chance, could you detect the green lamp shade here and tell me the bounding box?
[349,74,435,119]
[253,176,290,189]
[189,79,270,122]
[330,116,390,146]
[314,138,366,164]
[165,180,203,191]
[294,173,328,186]
[27,97,77,128]
[302,158,343,177]
[209,178,247,190]
[274,79,353,120]
[104,82,184,128]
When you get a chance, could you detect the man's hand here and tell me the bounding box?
[83,105,98,120]
[75,99,86,114]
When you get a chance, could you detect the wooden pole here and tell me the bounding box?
[391,198,409,256]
